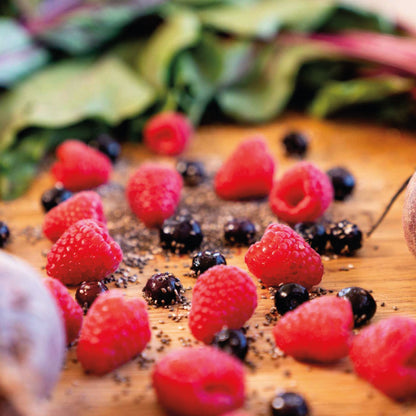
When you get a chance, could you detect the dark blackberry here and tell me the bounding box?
[282,131,308,157]
[293,222,328,254]
[191,250,226,276]
[160,214,203,254]
[328,220,362,254]
[224,218,256,245]
[0,221,10,248]
[41,184,73,212]
[337,287,376,327]
[143,272,183,306]
[89,134,121,163]
[274,283,310,315]
[327,166,355,201]
[75,281,108,311]
[176,160,206,187]
[211,328,248,361]
[271,392,310,416]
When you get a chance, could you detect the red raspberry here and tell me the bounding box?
[43,191,106,242]
[126,163,183,228]
[269,161,333,223]
[272,296,353,363]
[44,277,83,345]
[189,265,257,344]
[350,316,416,400]
[144,112,193,156]
[245,223,323,288]
[51,140,112,191]
[46,219,122,285]
[214,137,275,200]
[77,290,151,375]
[152,347,245,416]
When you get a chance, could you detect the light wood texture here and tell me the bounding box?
[2,114,416,416]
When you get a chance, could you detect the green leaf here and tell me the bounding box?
[0,56,156,152]
[0,18,49,87]
[197,0,335,39]
[309,76,415,118]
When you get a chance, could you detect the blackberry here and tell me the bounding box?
[271,392,310,416]
[282,131,308,157]
[143,272,183,306]
[41,184,73,212]
[89,134,121,163]
[191,250,226,276]
[75,281,108,311]
[160,214,203,254]
[0,221,10,248]
[211,328,248,361]
[337,287,376,327]
[328,220,362,254]
[274,283,310,315]
[176,160,206,187]
[327,166,355,201]
[224,218,256,245]
[293,222,328,254]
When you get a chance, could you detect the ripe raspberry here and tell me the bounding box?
[152,347,245,416]
[214,137,275,200]
[144,112,193,156]
[51,140,112,191]
[245,223,323,288]
[77,290,151,375]
[272,296,353,363]
[189,265,257,344]
[46,219,122,285]
[44,278,83,345]
[43,191,106,242]
[350,316,416,400]
[126,163,183,228]
[270,162,333,223]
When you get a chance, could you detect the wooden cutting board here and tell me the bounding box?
[2,113,416,416]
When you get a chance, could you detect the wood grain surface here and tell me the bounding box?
[2,114,416,416]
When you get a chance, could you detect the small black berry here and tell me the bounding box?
[224,218,256,245]
[0,221,10,248]
[271,392,310,416]
[176,160,206,187]
[89,134,121,163]
[211,328,248,361]
[337,287,376,327]
[41,184,73,212]
[160,214,203,254]
[327,166,355,201]
[293,222,328,254]
[143,272,183,306]
[75,281,108,310]
[274,283,310,315]
[191,250,226,276]
[282,131,308,157]
[328,220,362,254]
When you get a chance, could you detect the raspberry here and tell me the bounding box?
[43,191,106,242]
[272,296,353,363]
[152,347,245,416]
[77,290,151,375]
[350,316,416,400]
[214,137,275,200]
[51,140,112,191]
[44,278,83,345]
[144,112,193,156]
[189,265,257,344]
[245,223,323,288]
[269,162,333,223]
[46,219,123,285]
[126,163,183,228]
